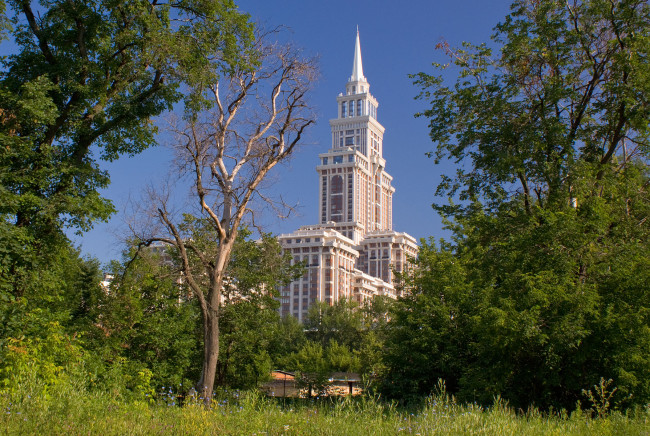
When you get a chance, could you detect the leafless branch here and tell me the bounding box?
[126,32,317,404]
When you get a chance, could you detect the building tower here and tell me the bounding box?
[317,29,394,244]
[278,30,418,322]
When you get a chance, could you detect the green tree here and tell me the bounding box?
[414,0,649,218]
[267,314,307,365]
[388,0,650,410]
[303,299,365,350]
[279,338,362,397]
[325,340,361,374]
[132,34,316,404]
[101,249,202,391]
[215,231,303,389]
[0,245,105,396]
[0,0,253,292]
[0,1,254,398]
[67,228,302,394]
[0,1,9,41]
[282,341,330,397]
[381,240,475,402]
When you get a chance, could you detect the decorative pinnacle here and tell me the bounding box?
[350,27,366,82]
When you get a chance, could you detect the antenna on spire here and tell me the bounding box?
[350,27,366,82]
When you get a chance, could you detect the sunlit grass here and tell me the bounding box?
[1,381,648,435]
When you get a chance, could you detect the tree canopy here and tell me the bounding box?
[382,0,650,411]
[0,1,253,293]
[413,0,649,216]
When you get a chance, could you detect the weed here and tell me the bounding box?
[582,377,617,419]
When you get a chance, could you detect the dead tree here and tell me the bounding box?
[136,38,316,405]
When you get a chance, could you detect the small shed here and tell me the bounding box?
[262,370,300,398]
[327,372,362,396]
[261,370,363,398]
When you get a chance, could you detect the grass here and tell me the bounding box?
[1,382,648,435]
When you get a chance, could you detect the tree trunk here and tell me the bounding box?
[198,308,220,406]
[196,241,232,407]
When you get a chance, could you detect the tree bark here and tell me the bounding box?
[138,36,315,408]
[198,305,220,406]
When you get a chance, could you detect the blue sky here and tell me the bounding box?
[69,0,514,265]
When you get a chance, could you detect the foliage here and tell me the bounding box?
[1,382,649,435]
[303,299,365,350]
[0,0,253,294]
[281,341,331,397]
[384,168,650,410]
[1,228,301,399]
[0,243,114,398]
[215,230,304,389]
[132,31,316,404]
[0,0,253,398]
[0,321,86,397]
[413,0,649,217]
[223,228,304,300]
[100,227,302,392]
[277,299,390,396]
[0,1,9,42]
[388,0,650,411]
[267,313,307,363]
[583,378,618,419]
[99,250,202,391]
[380,240,475,403]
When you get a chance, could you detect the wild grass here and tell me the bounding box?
[1,378,648,435]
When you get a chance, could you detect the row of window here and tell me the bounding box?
[322,154,355,165]
[340,99,378,119]
[284,237,321,244]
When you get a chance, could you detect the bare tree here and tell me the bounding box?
[133,37,316,405]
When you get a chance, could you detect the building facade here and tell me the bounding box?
[278,31,418,321]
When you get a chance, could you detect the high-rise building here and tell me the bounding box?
[278,30,418,321]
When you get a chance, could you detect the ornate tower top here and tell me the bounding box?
[345,29,370,96]
[319,29,392,237]
[350,27,366,83]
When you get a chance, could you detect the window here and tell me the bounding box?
[341,102,346,118]
[333,155,343,164]
[348,101,354,117]
[357,100,362,116]
[330,175,343,194]
[345,136,354,146]
[322,157,328,165]
[330,175,343,223]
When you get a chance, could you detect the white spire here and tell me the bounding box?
[350,27,366,82]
